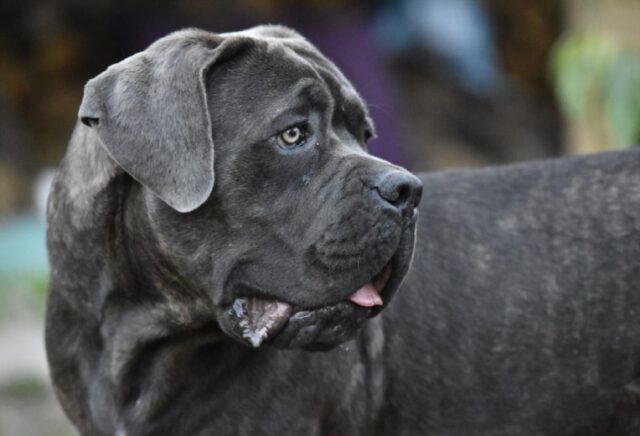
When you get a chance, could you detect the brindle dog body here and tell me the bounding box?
[47,25,640,436]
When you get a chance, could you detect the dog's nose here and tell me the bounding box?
[374,170,423,217]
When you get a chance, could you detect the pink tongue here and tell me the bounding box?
[348,282,383,307]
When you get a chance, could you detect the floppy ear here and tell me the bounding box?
[79,30,245,213]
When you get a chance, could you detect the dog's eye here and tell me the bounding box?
[277,125,308,148]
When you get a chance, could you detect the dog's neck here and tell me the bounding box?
[94,188,228,423]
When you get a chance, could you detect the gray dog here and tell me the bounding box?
[46,25,640,436]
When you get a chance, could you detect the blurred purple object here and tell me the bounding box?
[300,20,407,166]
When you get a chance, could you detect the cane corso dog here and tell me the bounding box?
[46,25,640,435]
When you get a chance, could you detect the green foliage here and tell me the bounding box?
[604,56,640,148]
[0,273,49,319]
[0,376,47,398]
[550,34,617,117]
[550,33,640,148]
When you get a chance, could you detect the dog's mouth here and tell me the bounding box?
[216,212,418,351]
[222,263,394,349]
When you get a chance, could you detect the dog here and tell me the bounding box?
[46,25,640,435]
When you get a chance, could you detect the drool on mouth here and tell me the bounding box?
[228,263,393,347]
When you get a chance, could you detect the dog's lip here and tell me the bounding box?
[230,297,292,347]
[227,260,395,347]
[234,259,394,311]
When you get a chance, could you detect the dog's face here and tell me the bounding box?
[80,25,421,350]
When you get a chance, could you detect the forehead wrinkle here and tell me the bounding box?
[291,45,350,83]
[231,26,360,103]
[287,46,369,128]
[274,39,361,107]
[265,78,332,124]
[314,66,372,132]
[260,36,371,133]
[280,45,337,113]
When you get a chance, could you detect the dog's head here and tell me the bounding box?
[79,25,422,350]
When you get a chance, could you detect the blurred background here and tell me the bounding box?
[1,0,639,434]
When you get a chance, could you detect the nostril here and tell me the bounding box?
[376,185,397,205]
[374,170,423,217]
[389,183,410,207]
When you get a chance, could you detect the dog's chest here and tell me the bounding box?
[134,333,386,436]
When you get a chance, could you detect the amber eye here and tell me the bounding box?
[277,125,307,148]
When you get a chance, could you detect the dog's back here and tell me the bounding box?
[379,149,640,435]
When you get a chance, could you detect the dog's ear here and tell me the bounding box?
[79,30,248,213]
